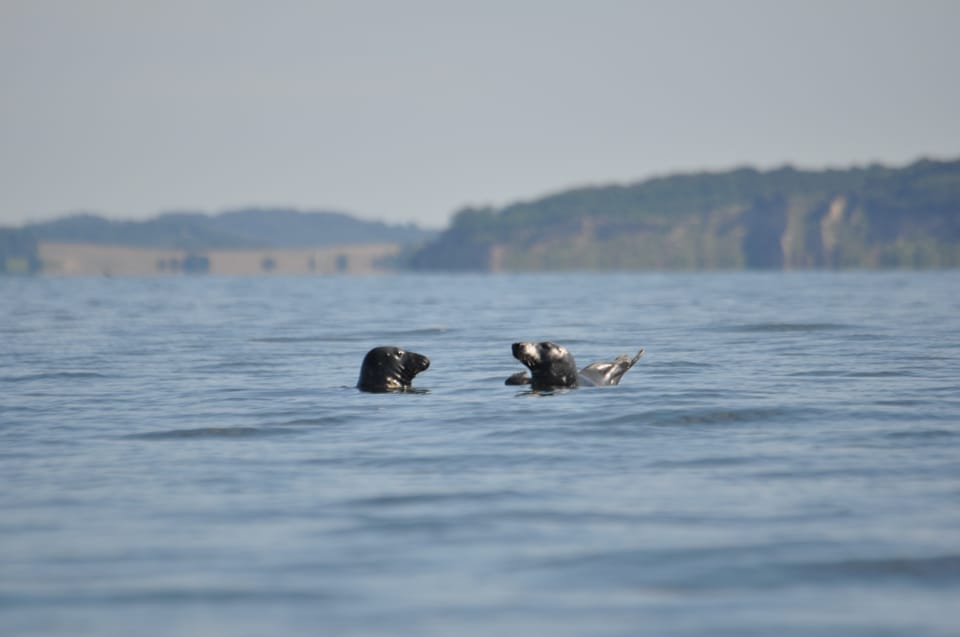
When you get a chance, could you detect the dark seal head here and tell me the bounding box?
[510,341,579,389]
[357,346,430,392]
[508,341,644,389]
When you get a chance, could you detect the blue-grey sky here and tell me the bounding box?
[2,0,958,228]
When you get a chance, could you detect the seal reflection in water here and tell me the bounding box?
[507,341,643,390]
[357,346,431,392]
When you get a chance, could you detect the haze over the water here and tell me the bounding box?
[2,1,958,228]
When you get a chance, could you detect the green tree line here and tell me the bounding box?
[409,159,960,271]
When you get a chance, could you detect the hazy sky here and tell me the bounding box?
[2,1,958,228]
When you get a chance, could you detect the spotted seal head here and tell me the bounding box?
[507,341,644,389]
[357,346,430,392]
[508,341,580,389]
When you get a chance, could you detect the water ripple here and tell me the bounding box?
[717,322,852,333]
[0,588,335,607]
[124,426,298,440]
[0,371,108,383]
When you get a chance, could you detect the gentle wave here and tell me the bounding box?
[0,588,335,607]
[651,360,715,375]
[875,398,928,407]
[0,371,108,383]
[343,490,527,508]
[636,406,815,427]
[885,428,958,441]
[269,416,352,428]
[520,548,960,591]
[790,554,960,583]
[192,361,286,372]
[477,405,817,435]
[249,335,365,343]
[381,326,452,337]
[248,326,451,344]
[845,369,918,378]
[646,455,763,469]
[124,427,299,440]
[788,368,917,378]
[309,451,578,470]
[719,322,852,333]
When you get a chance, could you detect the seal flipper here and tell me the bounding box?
[578,348,644,386]
[505,371,531,386]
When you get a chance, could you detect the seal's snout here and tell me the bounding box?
[511,342,537,366]
[407,352,430,373]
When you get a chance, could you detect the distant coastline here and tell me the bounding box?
[34,242,402,276]
[2,158,958,275]
[410,158,960,271]
[0,208,432,276]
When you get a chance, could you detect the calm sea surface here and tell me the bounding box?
[2,272,959,636]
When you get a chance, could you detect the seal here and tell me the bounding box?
[506,341,643,390]
[357,346,430,392]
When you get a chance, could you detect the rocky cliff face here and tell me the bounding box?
[410,159,960,271]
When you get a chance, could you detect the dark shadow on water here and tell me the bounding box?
[350,386,431,395]
[512,388,576,397]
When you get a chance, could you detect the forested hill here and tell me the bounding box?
[17,208,433,250]
[409,158,960,271]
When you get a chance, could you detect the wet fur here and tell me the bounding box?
[507,341,643,390]
[357,346,430,392]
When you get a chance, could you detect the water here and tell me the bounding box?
[2,272,959,636]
